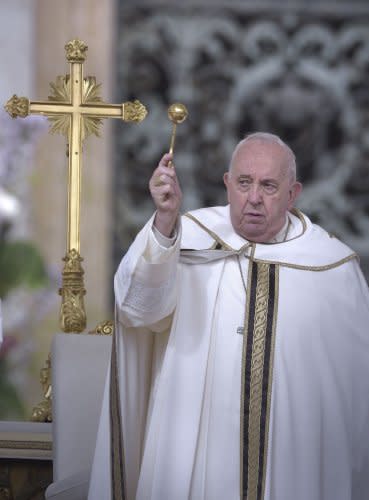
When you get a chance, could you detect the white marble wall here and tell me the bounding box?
[0,0,35,102]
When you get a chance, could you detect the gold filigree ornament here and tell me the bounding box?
[4,95,30,118]
[31,354,52,422]
[90,320,114,335]
[59,249,87,333]
[65,39,88,63]
[123,99,148,122]
[46,75,71,136]
[47,75,105,141]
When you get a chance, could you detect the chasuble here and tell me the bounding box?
[88,205,369,500]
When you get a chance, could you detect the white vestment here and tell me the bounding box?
[89,206,369,500]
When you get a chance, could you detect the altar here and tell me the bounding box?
[0,330,112,500]
[0,420,52,499]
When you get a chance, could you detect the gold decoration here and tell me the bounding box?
[0,461,52,499]
[90,319,114,335]
[167,103,188,167]
[59,249,86,333]
[168,103,188,125]
[31,355,52,423]
[0,440,52,451]
[246,263,269,499]
[0,488,11,499]
[46,75,71,136]
[47,75,106,141]
[4,95,29,118]
[65,39,88,62]
[122,99,148,123]
[239,262,279,500]
[5,38,148,333]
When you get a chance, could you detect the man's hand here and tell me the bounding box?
[149,153,182,237]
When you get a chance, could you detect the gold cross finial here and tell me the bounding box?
[65,39,88,62]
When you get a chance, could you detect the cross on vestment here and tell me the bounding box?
[5,38,148,334]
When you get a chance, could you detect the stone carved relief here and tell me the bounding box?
[115,4,369,272]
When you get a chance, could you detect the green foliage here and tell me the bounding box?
[0,240,48,299]
[0,361,25,419]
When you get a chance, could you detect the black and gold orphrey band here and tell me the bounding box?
[110,332,126,500]
[241,261,279,500]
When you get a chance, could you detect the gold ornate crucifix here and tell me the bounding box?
[5,39,147,333]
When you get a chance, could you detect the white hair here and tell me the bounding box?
[229,132,297,183]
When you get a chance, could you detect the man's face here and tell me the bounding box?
[223,140,302,243]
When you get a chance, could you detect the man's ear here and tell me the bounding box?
[223,171,229,188]
[223,172,231,203]
[288,181,303,209]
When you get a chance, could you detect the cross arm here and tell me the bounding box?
[81,100,147,122]
[5,95,147,124]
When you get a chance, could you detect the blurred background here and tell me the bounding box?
[1,0,369,419]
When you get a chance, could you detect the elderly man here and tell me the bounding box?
[89,133,369,500]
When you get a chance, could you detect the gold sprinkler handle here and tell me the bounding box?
[167,103,188,167]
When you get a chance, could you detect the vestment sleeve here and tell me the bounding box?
[114,214,181,330]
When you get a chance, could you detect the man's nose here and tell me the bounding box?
[248,184,262,205]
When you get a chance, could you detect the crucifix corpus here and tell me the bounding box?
[5,38,148,333]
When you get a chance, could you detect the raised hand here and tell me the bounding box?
[149,153,182,237]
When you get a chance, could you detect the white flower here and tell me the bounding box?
[0,187,20,224]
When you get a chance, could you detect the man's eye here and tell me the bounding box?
[263,183,277,193]
[239,179,251,187]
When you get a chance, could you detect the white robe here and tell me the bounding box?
[88,206,369,500]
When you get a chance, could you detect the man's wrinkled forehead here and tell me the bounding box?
[230,139,290,178]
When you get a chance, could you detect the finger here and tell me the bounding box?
[153,183,174,198]
[155,164,177,178]
[158,189,178,205]
[158,153,173,168]
[152,172,178,189]
[160,173,177,186]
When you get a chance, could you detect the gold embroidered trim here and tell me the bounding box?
[247,262,270,499]
[248,253,357,272]
[184,212,234,251]
[240,262,279,500]
[261,265,279,500]
[183,211,357,270]
[0,440,52,451]
[240,260,254,496]
[184,208,307,249]
[276,207,307,242]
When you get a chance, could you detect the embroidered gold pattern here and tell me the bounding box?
[247,263,270,498]
[249,253,357,272]
[183,211,357,272]
[240,259,254,492]
[261,266,279,500]
[184,208,307,250]
[184,212,233,251]
[0,440,52,451]
[240,261,279,500]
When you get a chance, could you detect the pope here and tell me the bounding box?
[89,132,369,500]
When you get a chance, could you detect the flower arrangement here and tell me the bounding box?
[0,109,51,420]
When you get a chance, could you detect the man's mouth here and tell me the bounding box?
[241,212,265,226]
[244,212,264,219]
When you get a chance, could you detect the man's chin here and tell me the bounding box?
[239,223,267,242]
